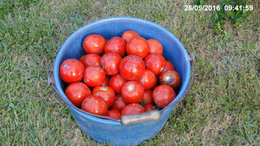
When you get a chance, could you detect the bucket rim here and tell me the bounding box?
[53,16,191,125]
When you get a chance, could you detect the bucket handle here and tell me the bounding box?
[120,52,195,125]
[48,52,195,125]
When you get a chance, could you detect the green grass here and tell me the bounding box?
[0,0,259,145]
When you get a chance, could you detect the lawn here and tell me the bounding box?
[0,0,259,145]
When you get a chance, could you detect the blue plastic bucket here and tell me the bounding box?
[53,17,192,146]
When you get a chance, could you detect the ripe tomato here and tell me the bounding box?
[65,82,91,107]
[160,61,175,75]
[119,55,145,80]
[107,109,121,120]
[80,54,101,67]
[138,70,157,89]
[84,66,106,87]
[83,34,106,54]
[112,95,127,111]
[121,103,145,116]
[81,95,108,115]
[126,36,150,58]
[144,53,166,75]
[100,53,122,76]
[109,74,126,94]
[147,39,163,55]
[142,89,154,105]
[121,30,139,43]
[92,86,115,107]
[153,85,176,108]
[121,81,144,103]
[144,104,155,112]
[60,59,84,83]
[159,70,181,89]
[100,76,109,86]
[104,37,126,57]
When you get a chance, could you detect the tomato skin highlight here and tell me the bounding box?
[121,103,145,116]
[107,109,121,120]
[80,54,101,67]
[109,74,127,94]
[144,104,155,112]
[65,82,91,107]
[126,36,150,58]
[81,95,108,116]
[101,53,122,76]
[112,95,127,111]
[60,59,85,83]
[160,61,175,76]
[83,34,106,54]
[142,89,154,105]
[147,39,163,55]
[119,55,145,80]
[104,37,126,57]
[121,81,144,103]
[159,70,181,89]
[153,85,176,108]
[138,69,157,89]
[92,86,115,107]
[83,66,106,87]
[144,53,166,75]
[122,30,139,43]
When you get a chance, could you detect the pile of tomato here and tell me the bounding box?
[59,30,181,120]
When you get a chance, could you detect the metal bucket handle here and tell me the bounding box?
[48,52,195,125]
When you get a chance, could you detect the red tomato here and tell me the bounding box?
[100,76,109,86]
[83,34,106,54]
[81,95,108,115]
[147,39,163,55]
[80,54,101,67]
[119,55,145,80]
[144,104,155,112]
[60,59,84,83]
[92,86,115,107]
[109,74,126,94]
[121,30,139,43]
[112,95,127,111]
[126,36,150,58]
[160,61,175,75]
[138,70,157,89]
[104,37,126,57]
[107,109,121,120]
[144,53,166,75]
[153,85,176,108]
[83,66,106,87]
[121,103,145,116]
[142,90,154,105]
[65,82,91,107]
[100,53,122,76]
[159,70,181,89]
[121,81,144,103]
